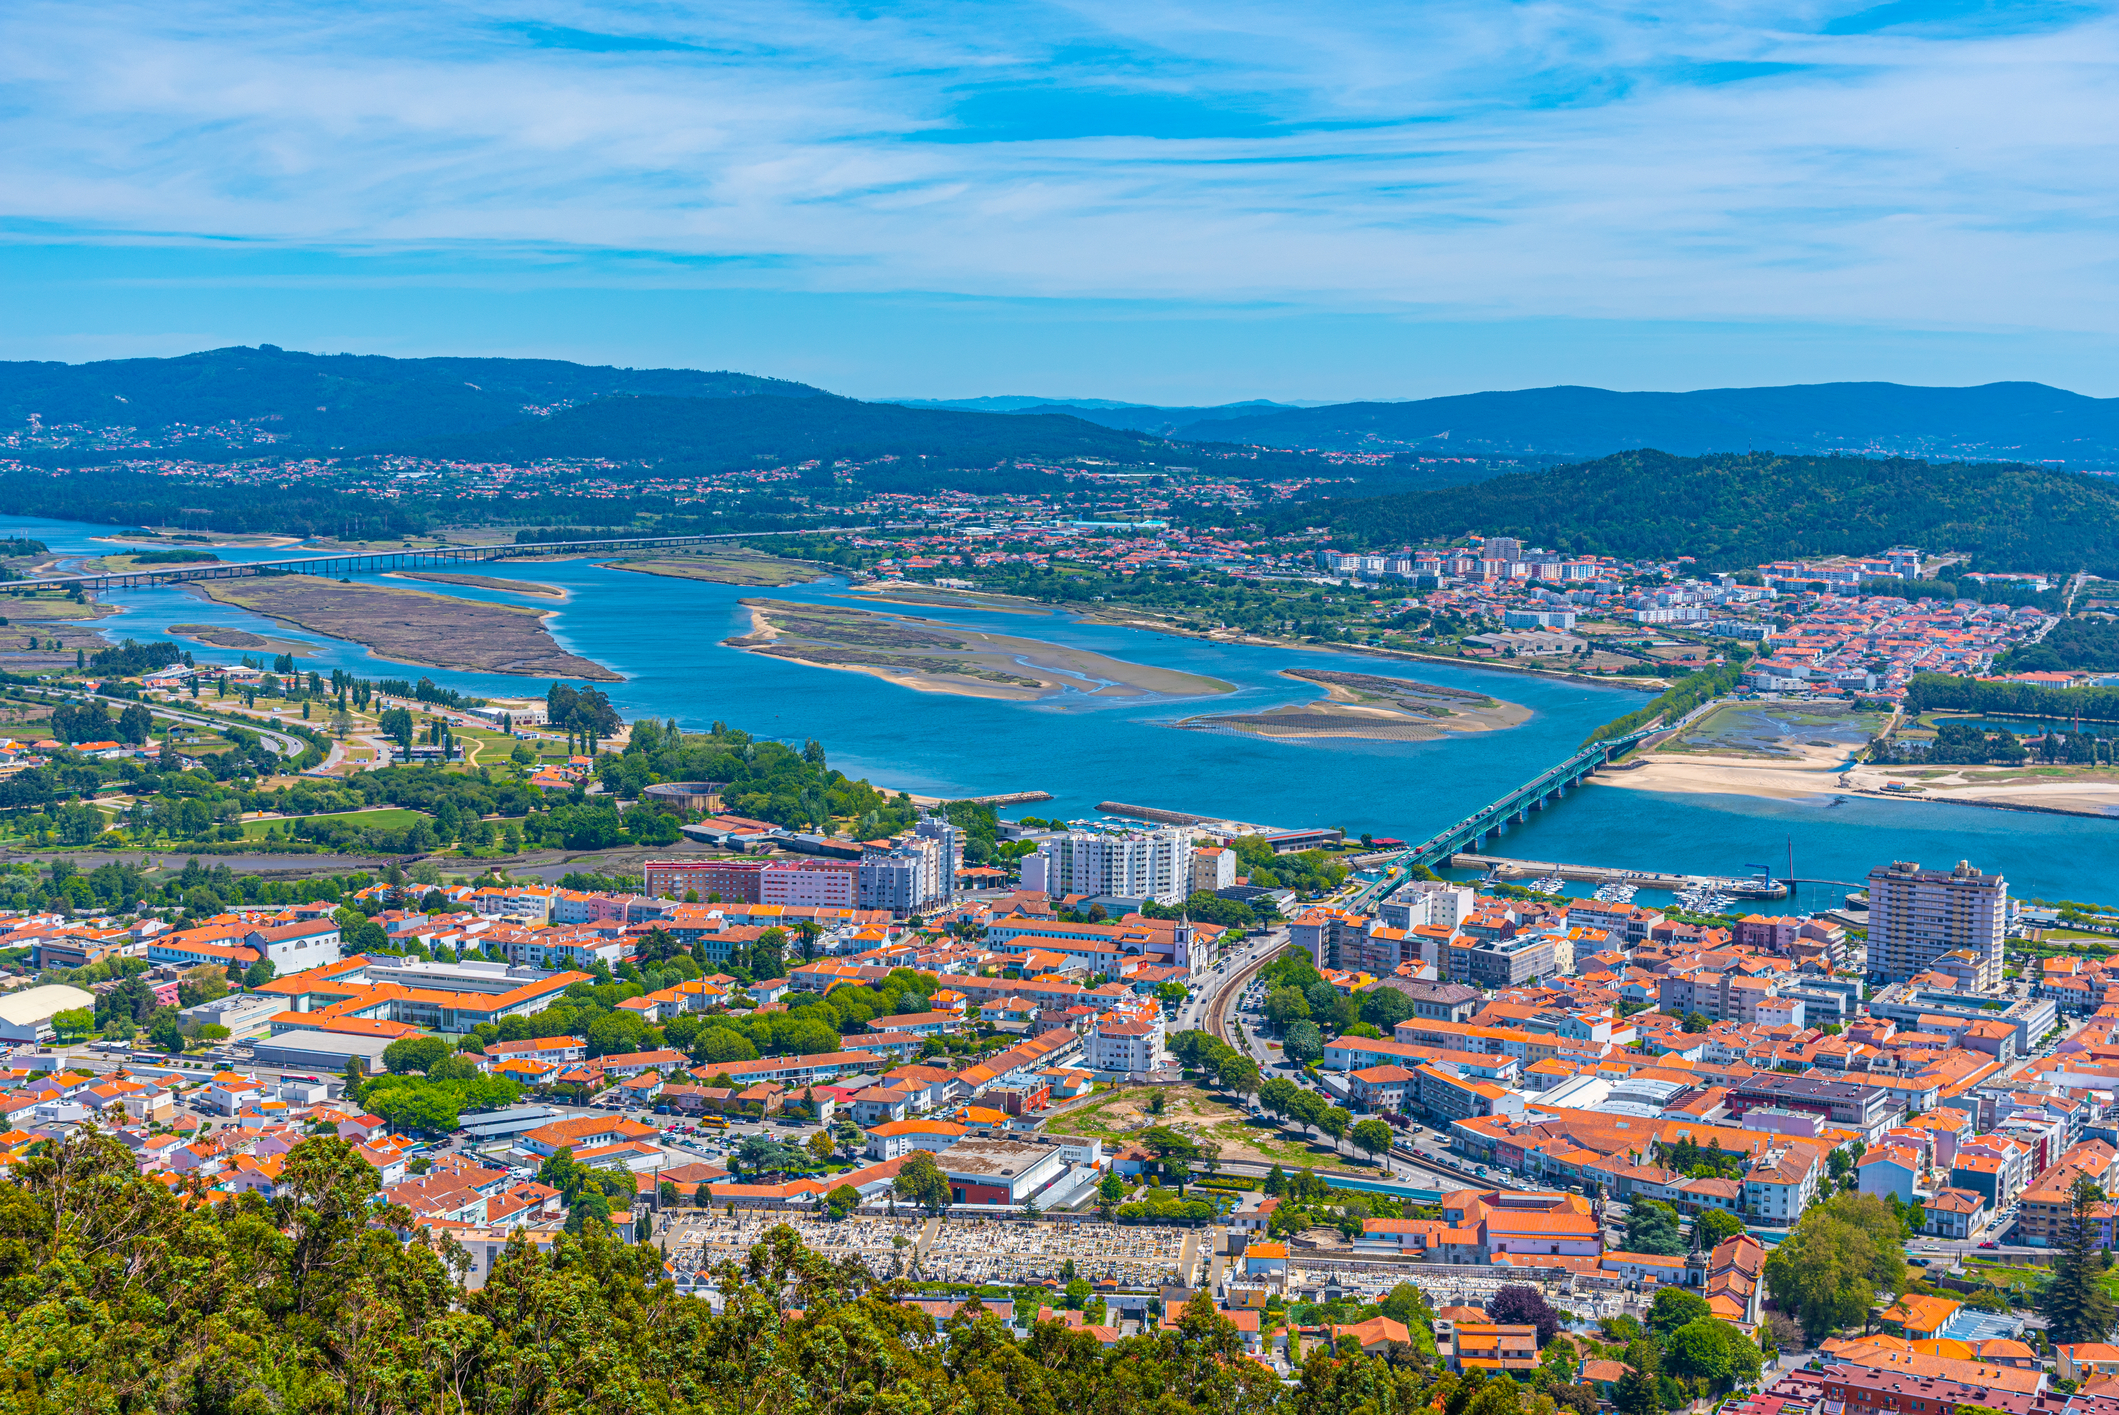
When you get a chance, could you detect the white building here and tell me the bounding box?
[1190,846,1236,895]
[1743,1143,1822,1223]
[0,984,95,1043]
[1380,880,1474,932]
[859,835,949,916]
[1022,829,1190,905]
[1868,859,2007,990]
[1086,1017,1164,1078]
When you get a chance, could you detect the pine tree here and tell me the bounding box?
[2040,1175,2117,1344]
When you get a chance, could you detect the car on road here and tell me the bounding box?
[1979,1240,1999,1249]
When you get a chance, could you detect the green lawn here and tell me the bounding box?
[243,807,427,838]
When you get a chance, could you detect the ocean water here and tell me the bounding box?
[10,512,2119,903]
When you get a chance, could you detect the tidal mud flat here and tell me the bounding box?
[197,578,619,681]
[724,598,1235,702]
[1178,667,1530,742]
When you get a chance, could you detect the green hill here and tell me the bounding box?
[0,344,826,457]
[385,393,1169,469]
[1278,450,2119,576]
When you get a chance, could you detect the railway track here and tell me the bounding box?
[1203,935,1288,1050]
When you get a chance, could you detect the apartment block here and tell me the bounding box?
[1868,859,2007,991]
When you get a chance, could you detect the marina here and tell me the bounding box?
[1452,852,1791,900]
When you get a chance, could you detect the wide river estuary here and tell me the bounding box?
[11,513,2118,908]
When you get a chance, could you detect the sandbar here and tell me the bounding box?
[197,578,619,681]
[167,624,321,658]
[1179,666,1529,742]
[842,580,1053,616]
[384,570,567,600]
[726,599,1234,702]
[601,551,828,588]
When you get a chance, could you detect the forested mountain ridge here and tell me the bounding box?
[383,392,1170,469]
[0,345,827,458]
[1189,380,2119,463]
[1279,450,2119,576]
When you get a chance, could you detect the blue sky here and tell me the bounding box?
[2,0,2116,402]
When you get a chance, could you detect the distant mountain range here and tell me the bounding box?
[0,345,828,456]
[9,347,2119,476]
[1163,381,2119,463]
[886,396,1325,437]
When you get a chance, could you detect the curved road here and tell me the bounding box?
[23,684,308,758]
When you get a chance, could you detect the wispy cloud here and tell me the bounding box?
[2,0,2116,333]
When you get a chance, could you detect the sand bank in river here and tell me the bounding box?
[384,570,567,600]
[600,550,828,587]
[726,599,1233,702]
[1177,667,1529,742]
[841,580,1053,616]
[167,624,322,658]
[198,578,618,681]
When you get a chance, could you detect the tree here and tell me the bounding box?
[2042,1174,2119,1345]
[1359,986,1414,1031]
[1647,1286,1713,1337]
[1319,1105,1351,1152]
[1663,1317,1762,1389]
[1215,1052,1260,1101]
[658,1179,682,1210]
[1282,1020,1324,1065]
[1625,1200,1685,1257]
[1352,1118,1394,1164]
[1694,1208,1746,1247]
[894,1150,952,1215]
[824,1184,860,1220]
[1487,1284,1562,1344]
[50,1008,95,1040]
[1681,1011,1710,1033]
[1263,986,1311,1028]
[244,959,276,989]
[382,1035,449,1074]
[806,1131,837,1165]
[1763,1191,1910,1344]
[1613,1344,1663,1415]
[1096,1172,1123,1218]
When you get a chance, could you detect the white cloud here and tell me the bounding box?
[2,0,2116,333]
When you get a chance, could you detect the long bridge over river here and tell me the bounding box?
[1407,723,1666,869]
[7,528,877,594]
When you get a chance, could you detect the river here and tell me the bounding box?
[8,512,2118,906]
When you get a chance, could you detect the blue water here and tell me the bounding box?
[10,511,2119,904]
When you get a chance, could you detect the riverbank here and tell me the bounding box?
[727,598,1235,702]
[196,578,619,681]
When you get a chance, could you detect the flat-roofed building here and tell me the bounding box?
[1869,859,2007,991]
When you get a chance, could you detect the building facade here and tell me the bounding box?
[1022,829,1190,905]
[1868,859,2007,990]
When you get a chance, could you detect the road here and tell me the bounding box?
[1173,926,1474,1192]
[23,684,308,759]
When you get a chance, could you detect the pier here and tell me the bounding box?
[1450,853,1789,899]
[1408,724,1663,868]
[10,528,878,594]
